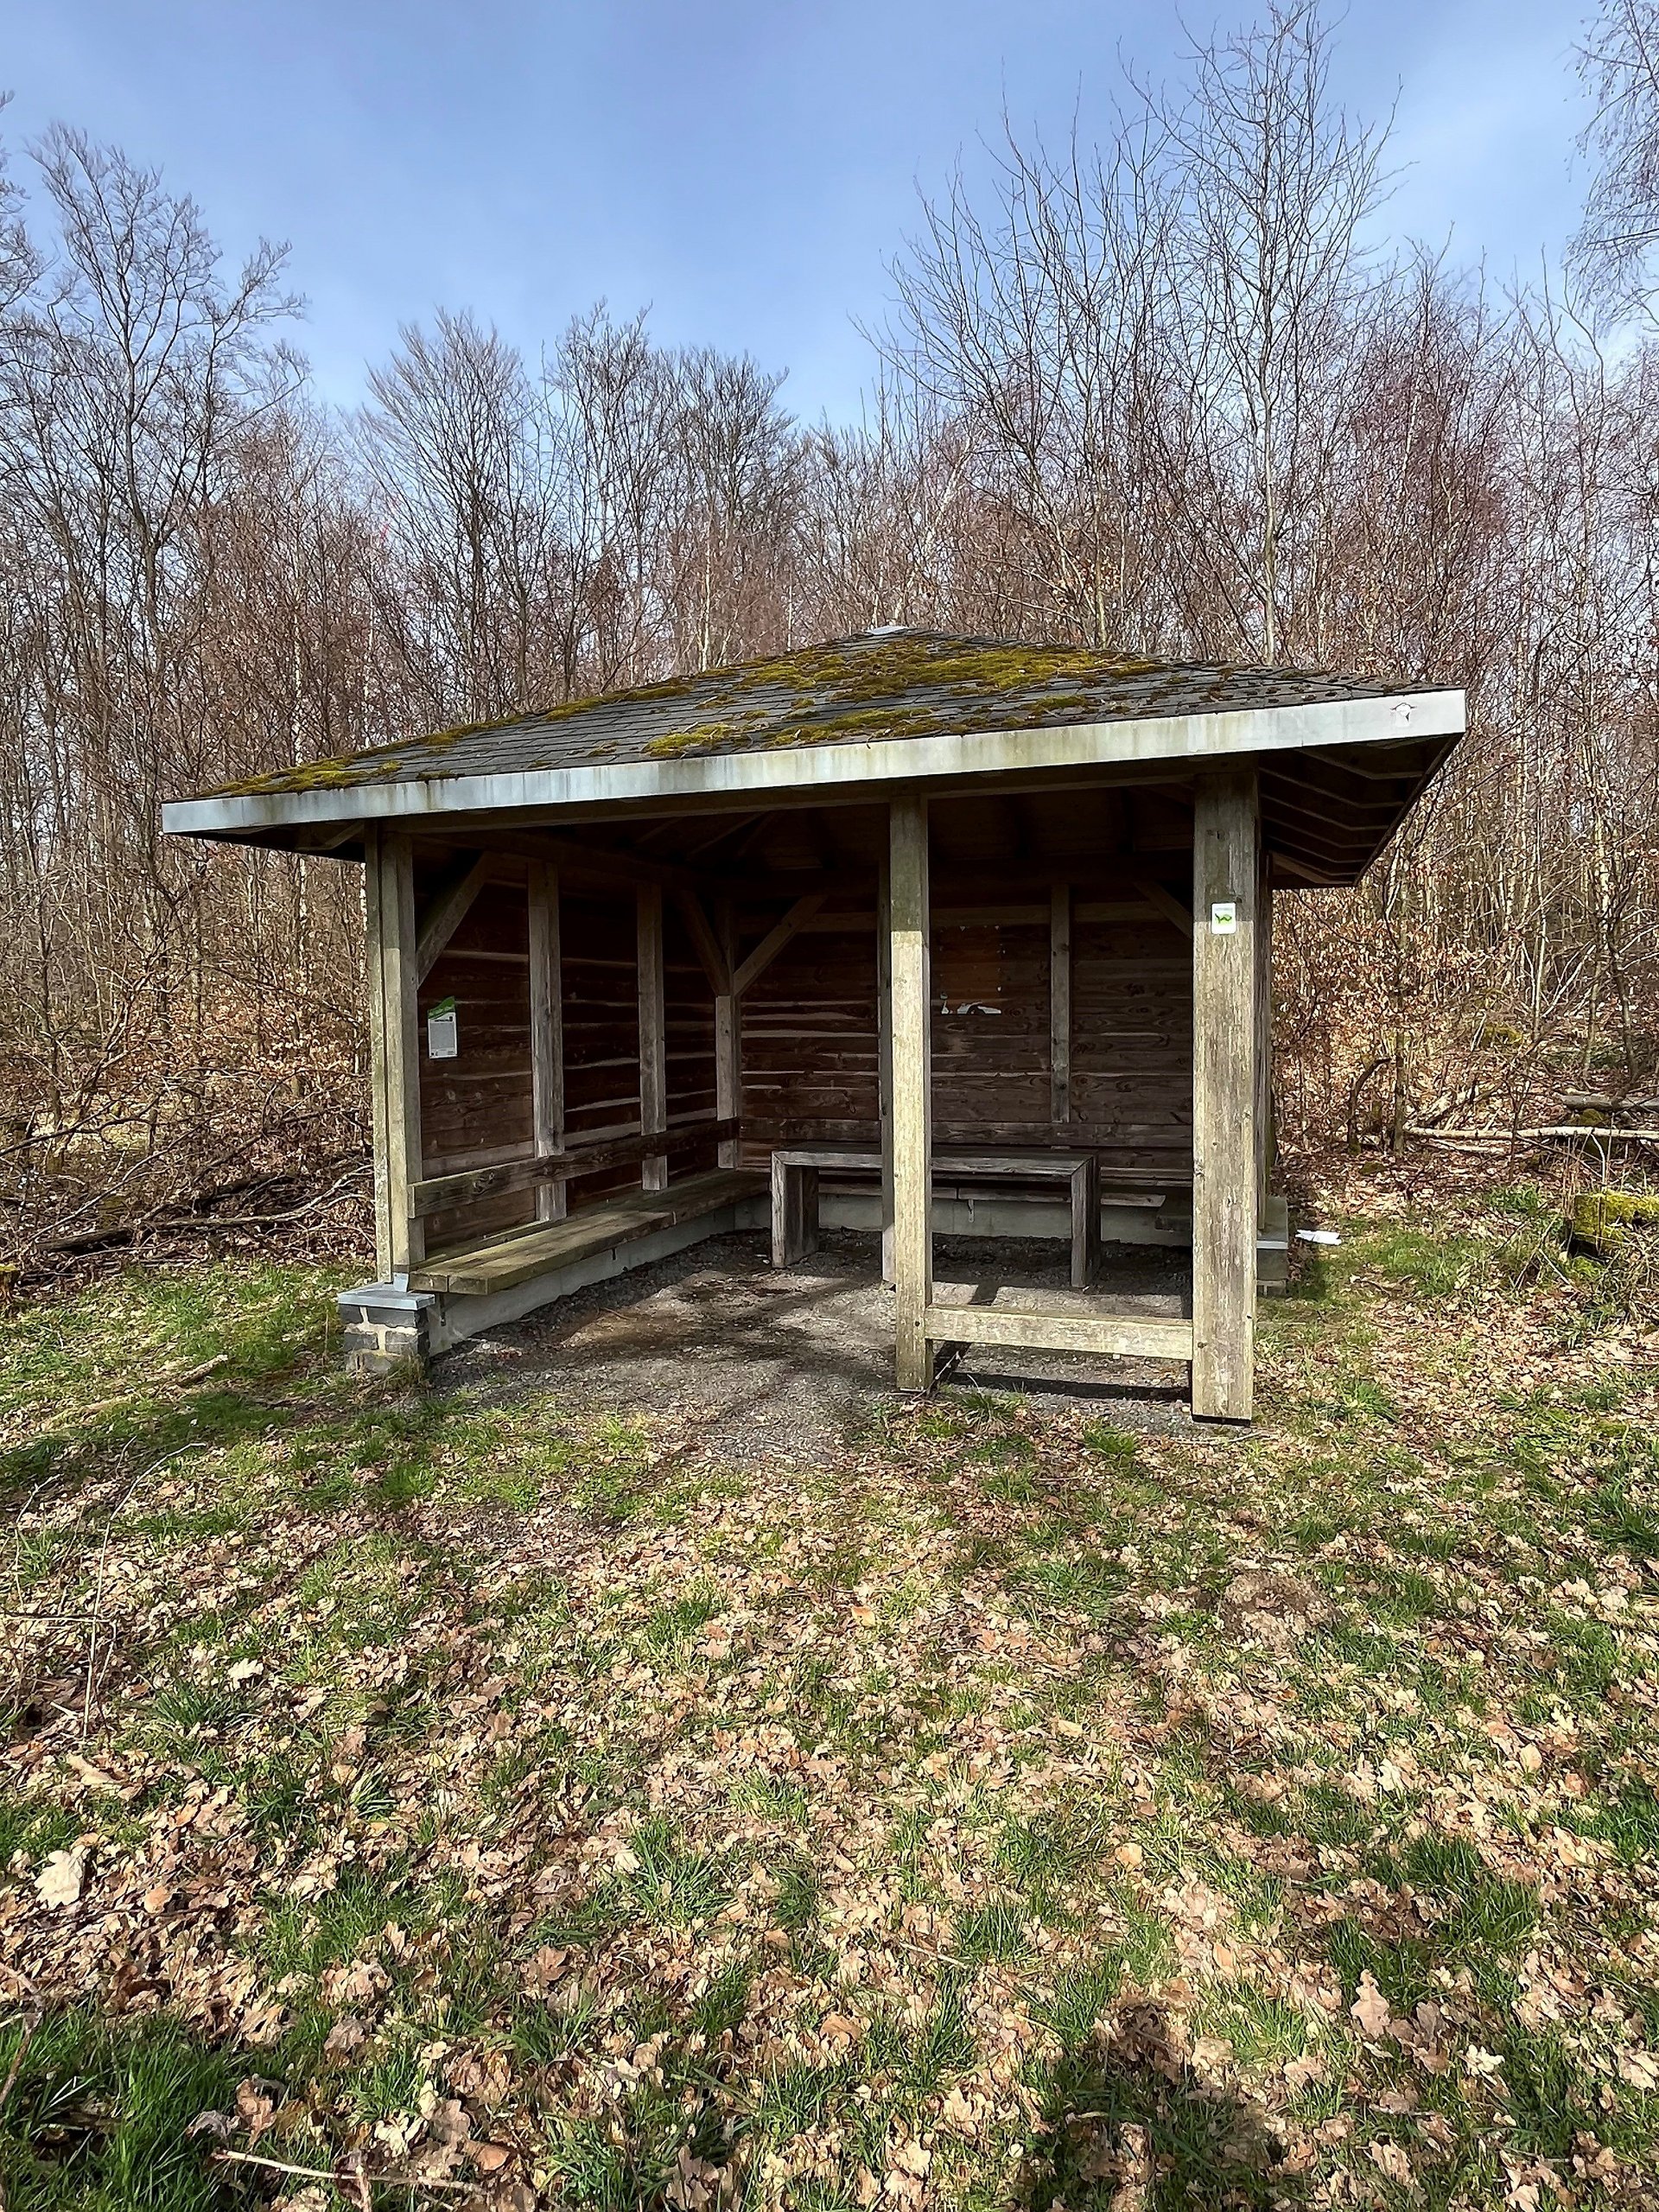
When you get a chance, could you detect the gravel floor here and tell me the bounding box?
[439,1228,1195,1456]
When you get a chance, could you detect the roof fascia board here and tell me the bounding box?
[162,689,1465,839]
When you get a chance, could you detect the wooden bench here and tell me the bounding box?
[771,1144,1102,1290]
[410,1166,765,1297]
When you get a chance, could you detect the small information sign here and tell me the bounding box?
[1209,901,1237,935]
[426,995,458,1059]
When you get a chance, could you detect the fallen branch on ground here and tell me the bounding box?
[43,1163,369,1255]
[1407,1124,1659,1145]
[208,2146,488,2198]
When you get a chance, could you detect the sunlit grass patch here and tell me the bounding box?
[1592,1479,1659,1559]
[1388,1834,1540,1950]
[259,1860,415,1984]
[568,1412,663,1522]
[1193,1982,1317,2072]
[0,1264,346,1502]
[641,1574,727,1656]
[1370,1563,1446,1626]
[8,1190,1659,2202]
[727,1770,812,1826]
[1033,1955,1125,2044]
[965,1429,1036,1468]
[234,1746,323,1846]
[1078,1419,1139,1468]
[0,1789,82,1866]
[998,1800,1119,1894]
[1014,1547,1129,1624]
[954,1895,1030,1963]
[863,1979,977,2107]
[1500,2025,1604,2162]
[0,2007,245,2212]
[139,1675,242,1760]
[1546,1610,1627,1700]
[602,1811,738,1927]
[1310,1371,1399,1425]
[1354,1225,1488,1299]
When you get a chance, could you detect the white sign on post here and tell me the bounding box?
[426,995,458,1059]
[1210,901,1237,935]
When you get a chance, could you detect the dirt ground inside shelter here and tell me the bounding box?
[440,1230,1196,1452]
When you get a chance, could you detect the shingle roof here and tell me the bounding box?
[200,630,1433,799]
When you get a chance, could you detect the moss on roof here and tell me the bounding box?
[195,629,1405,800]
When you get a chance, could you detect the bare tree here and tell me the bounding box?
[3,8,1659,1257]
[1572,0,1659,325]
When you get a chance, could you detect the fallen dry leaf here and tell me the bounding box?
[1351,1972,1391,2039]
[34,1850,86,1909]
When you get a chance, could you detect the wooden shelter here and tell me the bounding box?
[163,632,1463,1420]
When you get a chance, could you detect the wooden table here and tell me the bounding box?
[771,1144,1102,1289]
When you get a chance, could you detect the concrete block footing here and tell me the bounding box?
[338,1284,441,1376]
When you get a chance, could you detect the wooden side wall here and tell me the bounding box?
[410,869,1197,1254]
[740,914,1192,1173]
[419,883,534,1249]
[416,881,720,1249]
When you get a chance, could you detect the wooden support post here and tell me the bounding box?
[888,797,932,1389]
[1192,769,1259,1421]
[715,899,740,1171]
[715,996,740,1168]
[1255,849,1275,1206]
[770,1156,820,1268]
[1050,881,1071,1129]
[877,851,894,1285]
[365,829,424,1281]
[1071,1154,1102,1290]
[365,833,392,1282]
[637,884,667,1192]
[529,862,566,1224]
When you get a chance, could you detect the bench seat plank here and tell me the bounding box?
[411,1167,765,1297]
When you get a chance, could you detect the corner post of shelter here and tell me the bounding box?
[876,850,894,1286]
[529,861,567,1224]
[1255,846,1275,1208]
[1191,769,1259,1422]
[364,827,424,1282]
[888,796,932,1389]
[637,884,667,1193]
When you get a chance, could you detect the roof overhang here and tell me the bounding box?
[163,688,1465,848]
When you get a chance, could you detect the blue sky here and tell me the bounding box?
[3,0,1594,422]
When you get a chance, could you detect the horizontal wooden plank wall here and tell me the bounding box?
[740,923,880,1144]
[1070,913,1193,1173]
[416,874,721,1251]
[663,899,719,1177]
[419,881,535,1249]
[410,852,1196,1259]
[739,908,1192,1171]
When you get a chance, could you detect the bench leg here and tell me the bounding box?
[1071,1158,1102,1289]
[771,1160,819,1268]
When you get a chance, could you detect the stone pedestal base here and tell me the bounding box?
[338,1284,439,1375]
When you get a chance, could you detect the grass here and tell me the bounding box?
[3,1214,1658,2207]
[0,2010,245,2212]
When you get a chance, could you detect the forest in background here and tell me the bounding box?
[1,0,1656,1274]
